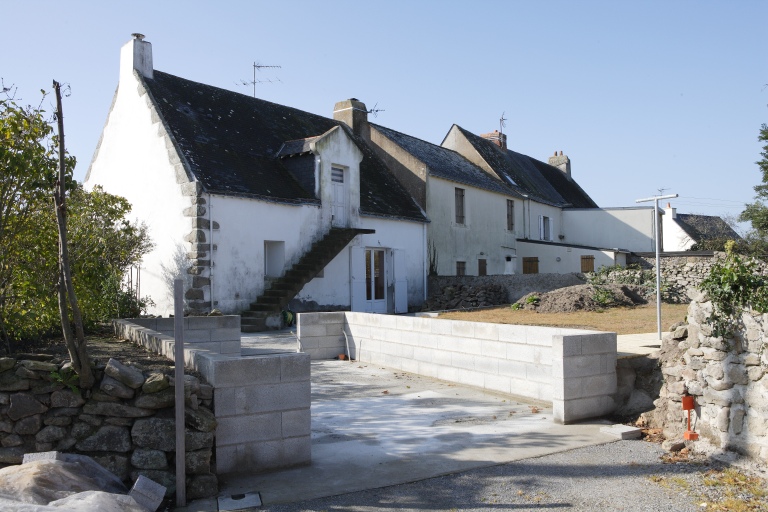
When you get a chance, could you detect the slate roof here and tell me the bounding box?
[675,213,741,242]
[452,126,599,208]
[372,124,515,196]
[140,71,426,222]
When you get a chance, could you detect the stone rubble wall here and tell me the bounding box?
[0,355,218,500]
[425,274,586,311]
[646,292,768,462]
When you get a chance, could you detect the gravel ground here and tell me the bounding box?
[260,439,766,512]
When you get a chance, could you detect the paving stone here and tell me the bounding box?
[599,424,642,440]
[218,491,262,510]
[130,475,167,512]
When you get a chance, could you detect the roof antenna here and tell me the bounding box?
[657,187,668,196]
[499,111,507,134]
[238,61,282,98]
[367,102,385,118]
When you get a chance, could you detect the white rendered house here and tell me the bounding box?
[86,35,427,327]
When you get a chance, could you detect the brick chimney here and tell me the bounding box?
[120,33,153,81]
[333,98,370,139]
[480,130,507,151]
[548,150,571,180]
[666,202,677,219]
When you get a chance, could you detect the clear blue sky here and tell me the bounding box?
[3,1,766,228]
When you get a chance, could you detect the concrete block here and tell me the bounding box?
[457,368,485,389]
[581,333,617,355]
[237,381,310,414]
[451,321,475,338]
[210,327,242,342]
[473,355,499,375]
[395,343,414,360]
[534,347,553,366]
[208,356,281,387]
[410,316,434,333]
[214,387,236,416]
[347,324,371,339]
[473,322,499,341]
[561,355,604,379]
[481,340,506,359]
[507,343,535,364]
[451,351,475,371]
[561,395,615,424]
[378,315,398,330]
[184,341,219,353]
[282,408,311,438]
[130,475,166,512]
[498,359,527,378]
[484,374,511,395]
[297,323,329,338]
[526,326,559,346]
[525,363,552,384]
[600,424,642,440]
[280,353,310,382]
[400,357,420,375]
[417,361,439,379]
[395,315,415,331]
[220,340,242,355]
[216,412,282,445]
[416,333,438,349]
[497,324,526,343]
[315,312,345,324]
[583,373,617,398]
[437,365,459,383]
[430,319,453,336]
[560,336,583,357]
[412,346,433,363]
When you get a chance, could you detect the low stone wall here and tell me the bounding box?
[0,355,217,500]
[426,274,586,310]
[298,312,617,424]
[646,293,768,462]
[114,319,311,475]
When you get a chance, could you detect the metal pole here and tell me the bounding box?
[173,279,186,507]
[636,193,678,340]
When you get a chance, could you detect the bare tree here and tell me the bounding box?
[52,80,93,388]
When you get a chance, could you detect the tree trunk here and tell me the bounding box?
[53,80,93,389]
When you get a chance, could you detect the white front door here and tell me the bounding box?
[365,249,386,313]
[331,166,347,227]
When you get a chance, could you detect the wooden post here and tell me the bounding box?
[174,279,186,506]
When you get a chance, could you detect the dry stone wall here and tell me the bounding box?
[647,291,768,462]
[0,355,218,500]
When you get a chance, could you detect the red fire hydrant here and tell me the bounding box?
[682,395,699,441]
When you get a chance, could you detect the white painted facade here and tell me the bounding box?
[562,207,657,253]
[86,36,426,316]
[426,176,518,276]
[661,205,694,251]
[517,241,626,274]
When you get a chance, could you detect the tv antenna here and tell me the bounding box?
[657,187,668,196]
[499,111,507,134]
[239,61,282,97]
[367,102,385,118]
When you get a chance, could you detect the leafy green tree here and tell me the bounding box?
[739,124,768,238]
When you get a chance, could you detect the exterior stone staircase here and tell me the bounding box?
[241,227,374,332]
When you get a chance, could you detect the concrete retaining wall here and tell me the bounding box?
[298,312,616,423]
[113,318,311,475]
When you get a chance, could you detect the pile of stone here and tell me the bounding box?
[643,291,768,461]
[0,355,218,500]
[423,282,508,311]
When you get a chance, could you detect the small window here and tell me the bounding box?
[581,255,595,273]
[456,261,466,276]
[523,257,539,274]
[331,166,344,183]
[478,258,487,276]
[455,188,465,225]
[539,216,551,241]
[506,199,515,232]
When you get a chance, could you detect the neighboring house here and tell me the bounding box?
[85,35,427,325]
[662,203,741,251]
[366,117,640,276]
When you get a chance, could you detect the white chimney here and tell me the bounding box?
[666,202,677,219]
[120,33,153,81]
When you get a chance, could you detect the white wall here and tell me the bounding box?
[517,241,623,274]
[427,176,518,275]
[84,66,190,316]
[661,207,693,251]
[563,208,657,253]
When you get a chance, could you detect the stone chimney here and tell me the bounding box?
[666,202,677,219]
[480,130,507,151]
[548,150,571,180]
[333,98,370,139]
[120,33,153,81]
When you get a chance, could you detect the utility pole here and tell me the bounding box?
[636,192,678,340]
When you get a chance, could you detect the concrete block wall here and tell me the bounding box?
[113,318,311,475]
[298,312,617,423]
[128,316,241,355]
[552,333,617,423]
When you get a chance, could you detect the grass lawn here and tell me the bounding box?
[438,303,690,335]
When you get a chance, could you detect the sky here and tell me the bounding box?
[3,1,766,230]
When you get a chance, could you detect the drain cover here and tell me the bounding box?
[218,491,262,511]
